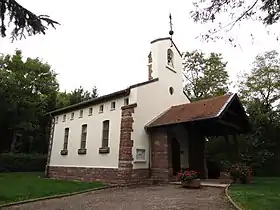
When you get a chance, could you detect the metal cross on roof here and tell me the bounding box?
[169,13,174,47]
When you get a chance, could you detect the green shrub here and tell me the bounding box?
[0,153,47,172]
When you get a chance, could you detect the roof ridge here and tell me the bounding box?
[176,93,234,107]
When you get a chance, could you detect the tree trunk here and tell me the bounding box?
[10,131,17,153]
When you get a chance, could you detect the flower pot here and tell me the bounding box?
[181,179,201,188]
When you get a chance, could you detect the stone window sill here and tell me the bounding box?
[78,148,87,155]
[60,149,68,156]
[99,147,110,154]
[134,160,146,163]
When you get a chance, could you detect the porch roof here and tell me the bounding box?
[145,93,250,136]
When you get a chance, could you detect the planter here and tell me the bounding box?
[181,179,201,188]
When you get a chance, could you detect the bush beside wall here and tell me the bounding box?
[0,153,47,172]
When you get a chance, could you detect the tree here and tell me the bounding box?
[0,0,59,40]
[55,86,98,109]
[191,0,280,43]
[183,50,229,100]
[0,50,99,154]
[0,50,59,153]
[55,91,70,109]
[237,50,280,176]
[239,50,280,108]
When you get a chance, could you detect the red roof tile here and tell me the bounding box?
[146,93,235,128]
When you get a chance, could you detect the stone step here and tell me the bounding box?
[169,181,228,188]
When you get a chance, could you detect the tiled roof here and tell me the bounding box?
[146,93,235,128]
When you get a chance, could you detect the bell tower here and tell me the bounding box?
[147,14,183,92]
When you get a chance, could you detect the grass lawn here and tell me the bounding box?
[229,177,280,210]
[0,172,105,205]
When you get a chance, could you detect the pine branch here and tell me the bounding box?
[0,0,59,41]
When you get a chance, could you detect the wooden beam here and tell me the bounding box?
[218,120,242,132]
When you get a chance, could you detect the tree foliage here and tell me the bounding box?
[191,0,280,42]
[0,0,59,40]
[206,49,280,177]
[0,50,59,152]
[239,50,280,108]
[55,87,98,109]
[68,86,98,105]
[182,50,229,100]
[237,50,280,175]
[0,50,98,153]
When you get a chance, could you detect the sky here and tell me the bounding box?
[0,0,280,96]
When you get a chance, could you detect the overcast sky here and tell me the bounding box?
[0,0,279,96]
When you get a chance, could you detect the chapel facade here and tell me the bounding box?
[45,36,250,184]
[45,37,191,183]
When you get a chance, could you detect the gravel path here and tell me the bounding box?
[4,185,234,210]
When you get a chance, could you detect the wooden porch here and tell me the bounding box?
[145,93,250,182]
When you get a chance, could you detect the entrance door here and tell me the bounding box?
[171,138,181,175]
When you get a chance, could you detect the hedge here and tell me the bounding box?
[0,153,47,172]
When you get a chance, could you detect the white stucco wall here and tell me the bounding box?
[49,37,190,170]
[131,38,190,169]
[49,95,135,168]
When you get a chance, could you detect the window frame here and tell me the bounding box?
[111,101,116,110]
[80,124,87,149]
[102,120,109,148]
[62,114,66,122]
[63,128,69,150]
[79,110,83,118]
[99,104,104,113]
[89,107,93,116]
[70,112,74,120]
[167,49,174,68]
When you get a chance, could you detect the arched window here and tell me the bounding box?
[148,51,152,63]
[80,124,87,149]
[167,49,174,68]
[102,120,110,148]
[63,128,69,150]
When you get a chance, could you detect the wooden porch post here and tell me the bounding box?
[187,124,207,179]
[232,134,239,163]
[224,135,233,163]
